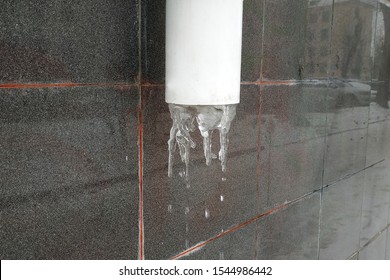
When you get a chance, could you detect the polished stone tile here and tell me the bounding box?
[183,223,257,260]
[261,85,327,146]
[323,129,367,184]
[263,0,330,80]
[360,160,390,246]
[329,0,377,80]
[304,0,333,78]
[142,86,260,259]
[319,172,365,259]
[259,85,326,210]
[359,231,387,260]
[257,193,320,260]
[241,0,264,82]
[0,0,138,83]
[141,0,165,83]
[263,138,324,209]
[387,229,390,260]
[0,86,139,259]
[370,2,390,112]
[366,121,390,166]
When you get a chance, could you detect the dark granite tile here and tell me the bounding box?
[183,223,257,260]
[0,86,139,259]
[257,193,320,260]
[319,172,365,259]
[241,0,264,82]
[323,129,367,184]
[304,0,333,78]
[329,0,377,81]
[387,229,390,260]
[366,121,390,166]
[326,81,370,134]
[259,84,326,211]
[360,160,390,246]
[359,231,387,260]
[370,2,390,119]
[0,0,139,83]
[142,86,260,259]
[263,0,318,80]
[141,0,165,84]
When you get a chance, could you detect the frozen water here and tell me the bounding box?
[168,104,237,179]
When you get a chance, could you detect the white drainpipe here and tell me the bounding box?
[166,0,243,105]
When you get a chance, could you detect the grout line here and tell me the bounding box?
[254,0,267,259]
[348,223,390,259]
[359,223,390,253]
[318,0,335,259]
[170,189,321,260]
[323,158,386,189]
[1,78,377,90]
[138,103,144,260]
[254,66,264,260]
[137,0,144,261]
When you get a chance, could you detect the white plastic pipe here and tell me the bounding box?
[166,0,244,105]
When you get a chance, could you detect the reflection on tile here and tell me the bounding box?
[259,85,326,210]
[323,129,367,184]
[359,231,387,260]
[257,194,320,260]
[366,121,390,166]
[241,0,264,82]
[371,2,390,112]
[304,0,333,78]
[263,138,324,210]
[360,160,390,245]
[0,86,139,259]
[141,0,165,83]
[263,0,309,80]
[142,86,260,259]
[184,223,257,260]
[387,229,390,260]
[261,85,327,146]
[329,0,377,80]
[320,173,365,259]
[0,0,138,83]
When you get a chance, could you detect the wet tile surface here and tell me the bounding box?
[0,0,139,83]
[323,129,367,185]
[257,193,320,260]
[387,229,390,260]
[304,0,333,78]
[359,231,387,260]
[319,172,365,259]
[370,1,390,113]
[366,120,390,166]
[329,0,377,81]
[183,223,257,260]
[0,86,139,259]
[141,0,165,84]
[360,160,390,246]
[259,85,326,211]
[263,0,320,80]
[142,86,260,259]
[241,0,264,82]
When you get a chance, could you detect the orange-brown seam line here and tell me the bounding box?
[138,94,144,260]
[169,204,287,260]
[254,61,264,260]
[0,81,296,89]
